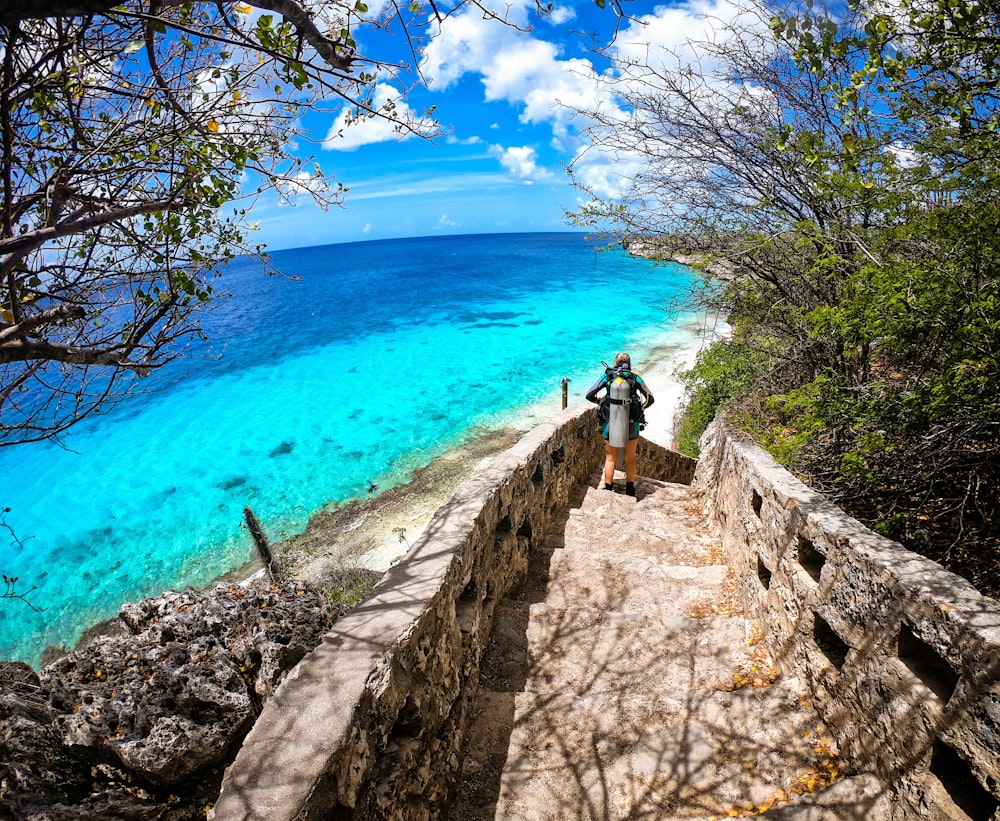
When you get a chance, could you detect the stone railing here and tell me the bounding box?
[213,405,696,820]
[696,419,1000,820]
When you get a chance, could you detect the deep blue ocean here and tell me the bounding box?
[0,232,699,667]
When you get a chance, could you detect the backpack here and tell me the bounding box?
[597,362,646,430]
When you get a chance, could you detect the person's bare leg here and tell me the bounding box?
[603,441,617,486]
[624,438,639,483]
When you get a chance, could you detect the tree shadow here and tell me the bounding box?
[446,476,887,820]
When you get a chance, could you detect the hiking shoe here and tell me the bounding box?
[604,483,614,491]
[625,482,636,497]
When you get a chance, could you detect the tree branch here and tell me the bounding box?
[0,198,184,261]
[0,303,86,344]
[0,335,164,367]
[1,0,355,73]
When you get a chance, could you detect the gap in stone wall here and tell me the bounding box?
[494,514,512,541]
[757,556,772,590]
[812,613,849,670]
[796,537,825,585]
[392,696,422,739]
[929,740,999,821]
[531,463,545,491]
[897,622,960,702]
[456,577,479,635]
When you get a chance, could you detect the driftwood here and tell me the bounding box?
[244,505,279,582]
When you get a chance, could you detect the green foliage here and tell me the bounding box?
[327,567,379,615]
[575,0,1000,592]
[674,336,772,457]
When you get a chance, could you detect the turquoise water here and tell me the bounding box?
[0,233,698,667]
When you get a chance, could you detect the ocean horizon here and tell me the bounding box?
[0,232,706,668]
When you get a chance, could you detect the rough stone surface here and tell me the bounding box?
[697,418,1000,819]
[211,406,626,821]
[451,477,881,820]
[0,581,333,820]
[214,407,1000,820]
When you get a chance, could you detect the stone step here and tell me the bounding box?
[452,473,854,821]
[575,475,696,514]
[541,551,730,612]
[494,683,826,820]
[523,602,757,696]
[568,479,714,553]
[556,517,723,575]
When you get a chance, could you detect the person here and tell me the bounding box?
[585,352,654,497]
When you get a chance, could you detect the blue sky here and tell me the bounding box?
[246,0,749,250]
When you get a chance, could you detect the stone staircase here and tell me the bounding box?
[449,475,883,820]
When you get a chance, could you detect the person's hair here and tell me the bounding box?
[613,352,631,368]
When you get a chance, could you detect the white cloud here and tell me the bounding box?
[323,83,434,151]
[546,5,576,26]
[418,0,757,150]
[612,0,777,90]
[886,141,920,169]
[565,0,778,200]
[490,144,552,183]
[446,134,483,145]
[275,169,331,203]
[363,222,373,233]
[436,214,458,229]
[421,1,614,141]
[569,147,645,200]
[421,2,530,88]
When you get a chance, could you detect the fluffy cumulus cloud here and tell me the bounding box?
[489,144,552,183]
[323,83,433,151]
[567,0,776,199]
[612,0,775,86]
[421,0,612,142]
[569,148,646,201]
[546,5,576,26]
[419,0,759,199]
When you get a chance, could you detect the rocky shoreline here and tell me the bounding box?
[624,238,735,279]
[0,580,343,819]
[0,427,526,820]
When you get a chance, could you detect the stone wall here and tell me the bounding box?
[696,419,1000,821]
[212,405,697,820]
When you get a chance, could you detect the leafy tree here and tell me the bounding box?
[570,0,904,381]
[572,0,1000,593]
[764,0,1000,589]
[0,0,512,446]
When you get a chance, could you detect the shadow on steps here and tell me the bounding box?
[446,472,887,821]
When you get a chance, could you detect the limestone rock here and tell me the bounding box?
[1,581,333,819]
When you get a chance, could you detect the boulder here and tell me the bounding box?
[1,580,333,819]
